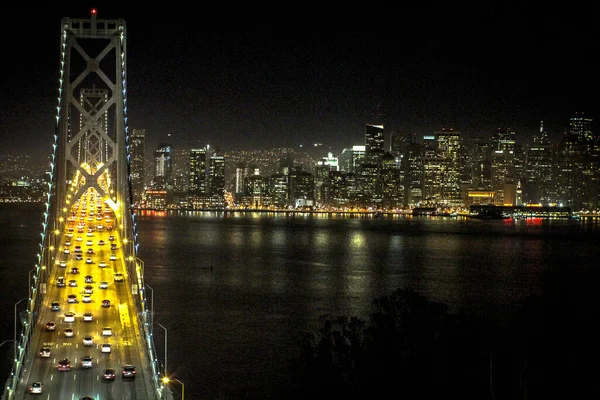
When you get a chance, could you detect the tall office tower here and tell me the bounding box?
[524,122,553,205]
[435,129,462,206]
[208,155,226,208]
[490,128,517,206]
[172,148,190,192]
[234,162,247,203]
[289,169,315,208]
[188,148,207,195]
[244,171,270,209]
[270,174,289,208]
[153,142,174,190]
[405,140,424,206]
[380,152,403,208]
[554,113,597,210]
[365,124,385,164]
[422,134,442,205]
[129,129,146,205]
[314,153,338,207]
[338,146,365,173]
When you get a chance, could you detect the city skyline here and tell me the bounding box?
[0,4,596,158]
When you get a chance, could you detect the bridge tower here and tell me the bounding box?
[2,10,163,400]
[50,9,135,266]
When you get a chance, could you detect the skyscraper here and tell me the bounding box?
[129,129,146,205]
[153,143,173,190]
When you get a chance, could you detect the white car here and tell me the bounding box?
[84,285,93,294]
[83,335,94,346]
[80,355,93,368]
[86,258,93,264]
[109,254,117,261]
[64,249,70,254]
[86,240,93,246]
[28,382,43,394]
[83,312,93,322]
[64,328,74,338]
[59,261,67,268]
[102,327,112,336]
[101,344,111,353]
[65,241,71,246]
[82,294,91,303]
[99,261,107,268]
[64,312,75,323]
[114,273,124,282]
[99,281,108,289]
[76,237,83,242]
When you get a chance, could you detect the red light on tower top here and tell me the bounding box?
[91,8,97,15]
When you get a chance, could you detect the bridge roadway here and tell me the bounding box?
[13,190,157,399]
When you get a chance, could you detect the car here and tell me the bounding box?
[64,312,75,322]
[58,358,71,371]
[85,275,93,283]
[82,294,92,303]
[69,279,77,287]
[98,240,105,245]
[64,249,70,254]
[56,277,66,287]
[86,258,93,264]
[80,355,93,368]
[40,347,51,358]
[67,294,77,303]
[74,246,82,253]
[103,368,116,380]
[59,261,67,268]
[101,343,111,353]
[102,299,110,308]
[76,236,83,242]
[121,365,136,379]
[86,248,94,254]
[84,285,93,294]
[102,327,112,336]
[99,281,108,289]
[109,254,117,261]
[114,272,124,282]
[83,335,94,346]
[46,321,56,331]
[86,232,93,237]
[71,267,80,274]
[51,302,60,312]
[75,254,83,260]
[28,381,43,394]
[110,244,117,250]
[65,241,71,246]
[109,235,115,241]
[64,328,74,338]
[86,240,93,246]
[83,312,93,322]
[98,261,107,268]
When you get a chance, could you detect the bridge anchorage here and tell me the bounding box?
[3,10,172,400]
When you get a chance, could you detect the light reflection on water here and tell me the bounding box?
[1,205,599,400]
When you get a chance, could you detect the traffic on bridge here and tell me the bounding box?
[13,189,154,399]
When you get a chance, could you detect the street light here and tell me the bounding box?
[163,377,184,400]
[155,322,168,399]
[14,297,28,361]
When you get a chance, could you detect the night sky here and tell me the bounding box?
[0,3,596,159]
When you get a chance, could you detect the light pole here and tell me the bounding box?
[163,377,184,400]
[14,297,28,361]
[155,322,167,399]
